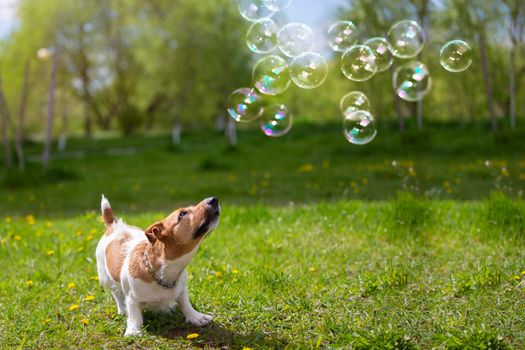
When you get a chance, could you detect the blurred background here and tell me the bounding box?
[0,0,524,215]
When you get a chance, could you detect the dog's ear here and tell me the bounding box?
[144,222,165,244]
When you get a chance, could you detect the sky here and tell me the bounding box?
[0,0,348,39]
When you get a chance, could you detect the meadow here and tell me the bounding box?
[1,121,525,349]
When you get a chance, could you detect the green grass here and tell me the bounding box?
[1,122,525,348]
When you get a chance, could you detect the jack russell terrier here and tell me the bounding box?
[96,195,220,336]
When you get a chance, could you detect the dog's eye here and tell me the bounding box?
[179,211,188,220]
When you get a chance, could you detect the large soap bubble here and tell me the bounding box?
[278,23,315,57]
[341,45,377,82]
[263,0,292,12]
[363,37,393,73]
[387,20,425,59]
[253,55,291,96]
[227,88,264,122]
[393,61,432,102]
[340,91,370,118]
[236,0,275,22]
[260,104,292,137]
[246,19,279,54]
[290,52,328,89]
[327,20,359,52]
[439,40,473,72]
[343,110,377,145]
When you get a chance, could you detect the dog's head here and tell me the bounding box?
[144,197,220,259]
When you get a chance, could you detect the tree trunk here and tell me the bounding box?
[0,77,13,168]
[42,52,58,170]
[225,116,237,146]
[172,121,181,145]
[58,92,69,152]
[478,31,497,133]
[509,39,517,130]
[15,60,30,170]
[391,65,404,132]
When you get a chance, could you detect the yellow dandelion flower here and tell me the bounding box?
[242,347,252,350]
[408,167,416,177]
[308,267,316,272]
[45,221,52,228]
[443,181,450,188]
[232,269,239,274]
[89,228,97,235]
[81,318,89,325]
[520,173,525,181]
[521,270,525,275]
[77,247,85,252]
[351,181,357,188]
[362,178,368,185]
[42,318,51,325]
[25,214,35,225]
[233,278,238,282]
[35,231,43,237]
[86,235,94,241]
[47,250,55,256]
[513,275,521,280]
[353,188,360,194]
[85,295,95,301]
[67,282,76,290]
[501,167,509,177]
[14,235,22,241]
[26,280,33,287]
[298,163,314,173]
[90,275,99,281]
[215,271,222,278]
[75,230,83,236]
[5,216,12,224]
[186,333,199,340]
[69,304,80,311]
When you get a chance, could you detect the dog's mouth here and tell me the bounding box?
[193,211,219,239]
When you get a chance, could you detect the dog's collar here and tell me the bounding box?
[143,251,178,289]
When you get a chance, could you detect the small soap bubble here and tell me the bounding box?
[340,91,370,118]
[237,0,274,22]
[260,104,292,137]
[393,61,432,102]
[278,23,315,57]
[343,110,377,145]
[387,20,425,59]
[363,37,393,73]
[290,52,328,89]
[263,0,292,12]
[439,40,472,72]
[253,55,291,96]
[227,88,264,122]
[341,45,377,82]
[246,19,279,54]
[327,21,359,52]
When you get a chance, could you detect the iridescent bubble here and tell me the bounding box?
[278,23,315,57]
[263,0,292,12]
[393,61,432,102]
[246,19,279,54]
[253,55,291,96]
[260,104,292,137]
[227,88,264,123]
[290,52,328,89]
[236,0,274,22]
[343,110,377,145]
[340,91,370,118]
[439,40,473,72]
[327,20,359,52]
[341,45,377,82]
[363,37,393,73]
[387,20,425,59]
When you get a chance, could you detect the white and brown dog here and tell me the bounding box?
[96,195,220,336]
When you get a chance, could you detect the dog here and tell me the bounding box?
[95,195,220,336]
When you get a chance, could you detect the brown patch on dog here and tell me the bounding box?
[128,242,155,283]
[105,233,132,282]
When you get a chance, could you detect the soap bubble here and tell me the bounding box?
[246,19,279,54]
[343,110,377,145]
[290,52,328,89]
[260,104,292,137]
[363,37,393,73]
[227,88,264,123]
[387,20,425,59]
[253,55,291,95]
[341,45,377,82]
[327,20,359,52]
[393,61,432,102]
[278,23,315,57]
[263,0,292,12]
[439,40,473,72]
[237,0,274,22]
[340,91,370,117]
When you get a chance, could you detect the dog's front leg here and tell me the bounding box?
[124,297,143,336]
[176,286,213,326]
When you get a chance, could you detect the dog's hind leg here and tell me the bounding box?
[112,289,126,315]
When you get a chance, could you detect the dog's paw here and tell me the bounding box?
[186,312,213,327]
[124,328,141,337]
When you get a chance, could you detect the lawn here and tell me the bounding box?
[1,121,525,349]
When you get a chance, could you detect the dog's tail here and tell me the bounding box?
[101,194,115,226]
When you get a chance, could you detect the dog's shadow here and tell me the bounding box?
[143,310,289,349]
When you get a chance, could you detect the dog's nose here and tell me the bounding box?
[207,197,219,207]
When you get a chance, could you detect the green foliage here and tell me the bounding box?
[117,104,144,135]
[387,192,431,234]
[352,330,417,350]
[483,192,525,235]
[438,330,510,350]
